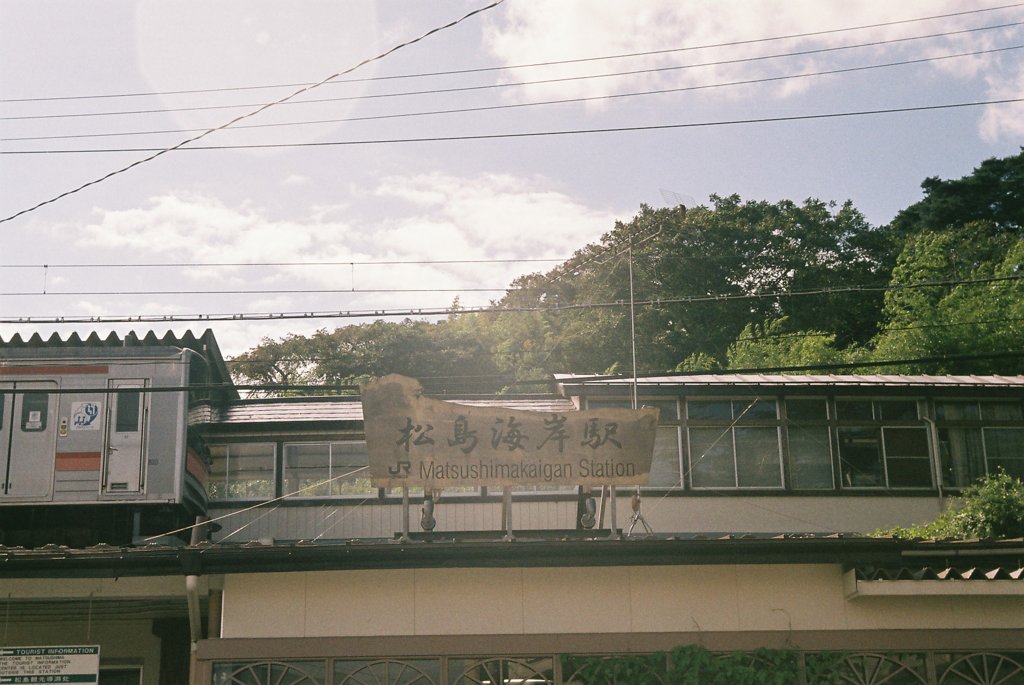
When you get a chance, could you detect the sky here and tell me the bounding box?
[1,0,1023,358]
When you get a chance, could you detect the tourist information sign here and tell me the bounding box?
[0,646,100,684]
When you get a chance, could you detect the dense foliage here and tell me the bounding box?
[231,149,1024,390]
[877,470,1024,540]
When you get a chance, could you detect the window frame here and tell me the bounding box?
[207,441,278,501]
[685,397,785,490]
[835,398,933,490]
[282,440,372,499]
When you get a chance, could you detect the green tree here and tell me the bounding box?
[726,318,863,371]
[876,470,1024,540]
[870,226,1024,374]
[889,148,1024,239]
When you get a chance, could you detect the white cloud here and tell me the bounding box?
[53,173,621,348]
[481,0,1020,109]
[282,174,309,187]
[980,63,1024,141]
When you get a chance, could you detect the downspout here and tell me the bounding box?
[186,575,202,685]
[186,574,202,644]
[921,415,945,511]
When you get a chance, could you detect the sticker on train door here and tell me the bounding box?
[71,401,102,430]
[104,380,148,494]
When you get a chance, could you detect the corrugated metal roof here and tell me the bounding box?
[195,396,578,425]
[556,373,1024,389]
[1,328,219,353]
[855,566,1024,581]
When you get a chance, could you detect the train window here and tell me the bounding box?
[116,390,142,432]
[21,392,49,432]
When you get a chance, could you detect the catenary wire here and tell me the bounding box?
[3,2,1020,103]
[0,258,565,269]
[0,0,505,226]
[6,270,1015,309]
[7,39,1016,143]
[7,98,1021,156]
[5,23,1019,124]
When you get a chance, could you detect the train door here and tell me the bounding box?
[103,379,149,494]
[1,381,58,499]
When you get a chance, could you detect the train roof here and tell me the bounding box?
[0,329,235,395]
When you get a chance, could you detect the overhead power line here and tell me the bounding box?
[5,22,1018,123]
[3,273,1021,325]
[6,40,1019,143]
[5,98,1021,156]
[0,258,564,269]
[3,2,1020,103]
[0,0,505,226]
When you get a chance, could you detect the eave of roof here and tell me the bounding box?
[192,396,579,426]
[556,374,1024,395]
[2,536,1021,580]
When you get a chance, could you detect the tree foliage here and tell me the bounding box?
[231,150,1024,388]
[876,470,1024,540]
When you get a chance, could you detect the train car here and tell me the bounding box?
[0,330,235,547]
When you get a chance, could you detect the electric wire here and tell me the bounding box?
[7,98,1020,156]
[0,0,505,226]
[4,2,1020,104]
[4,272,1020,323]
[0,258,564,269]
[5,22,1018,124]
[8,39,1019,144]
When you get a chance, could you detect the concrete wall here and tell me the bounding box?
[219,564,1024,640]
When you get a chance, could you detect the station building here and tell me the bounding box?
[2,331,1023,684]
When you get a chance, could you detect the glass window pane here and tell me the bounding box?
[982,402,1024,421]
[688,427,735,487]
[21,392,48,432]
[642,399,679,421]
[588,398,677,421]
[648,426,681,487]
[883,427,929,458]
[687,399,732,421]
[737,398,777,421]
[786,399,827,421]
[788,425,834,489]
[115,390,141,432]
[887,457,933,487]
[734,426,781,487]
[838,427,883,486]
[334,659,441,684]
[331,442,372,496]
[836,400,873,421]
[985,428,1024,478]
[938,427,985,488]
[587,398,631,410]
[284,443,331,496]
[936,401,980,421]
[878,400,918,421]
[208,443,275,500]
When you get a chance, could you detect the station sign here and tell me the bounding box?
[0,646,100,684]
[363,375,658,488]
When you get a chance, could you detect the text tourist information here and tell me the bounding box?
[0,646,100,684]
[362,375,658,488]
